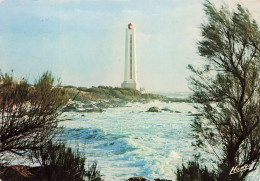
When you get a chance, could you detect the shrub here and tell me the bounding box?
[0,71,69,164]
[63,85,77,88]
[77,87,89,92]
[32,141,87,181]
[176,159,216,181]
[86,161,102,181]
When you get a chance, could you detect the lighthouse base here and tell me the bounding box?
[121,81,140,91]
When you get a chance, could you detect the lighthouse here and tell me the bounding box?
[121,23,140,90]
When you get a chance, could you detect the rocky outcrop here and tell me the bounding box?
[64,86,193,103]
[84,107,105,113]
[63,102,105,113]
[146,107,179,113]
[62,104,77,112]
[127,177,149,181]
[187,113,203,116]
[161,108,174,113]
[146,106,161,112]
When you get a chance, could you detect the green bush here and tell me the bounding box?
[86,161,102,181]
[176,159,216,181]
[77,87,89,92]
[0,71,69,165]
[63,85,77,88]
[32,141,87,181]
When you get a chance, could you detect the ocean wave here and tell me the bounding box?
[98,138,137,155]
[62,127,127,142]
[58,102,204,180]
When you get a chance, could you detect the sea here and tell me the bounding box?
[58,93,260,181]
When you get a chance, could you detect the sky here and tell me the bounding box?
[0,0,259,92]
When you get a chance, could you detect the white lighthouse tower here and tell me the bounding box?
[121,23,140,90]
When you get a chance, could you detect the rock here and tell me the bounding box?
[146,107,161,112]
[63,102,106,113]
[161,108,174,113]
[85,107,105,113]
[188,113,203,116]
[154,179,172,181]
[82,103,95,108]
[93,107,105,113]
[63,105,77,112]
[96,102,111,109]
[174,111,181,113]
[74,108,105,113]
[74,109,87,113]
[127,176,149,181]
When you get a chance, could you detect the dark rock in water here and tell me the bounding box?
[82,103,95,108]
[154,179,172,181]
[63,102,106,113]
[63,105,77,112]
[161,108,174,113]
[96,102,111,109]
[146,107,161,112]
[127,177,149,181]
[188,113,203,116]
[188,111,192,114]
[86,107,105,113]
[147,107,177,113]
[75,107,105,113]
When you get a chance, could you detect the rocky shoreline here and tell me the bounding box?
[62,101,200,117]
[63,86,192,104]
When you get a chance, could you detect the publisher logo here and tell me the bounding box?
[229,161,258,175]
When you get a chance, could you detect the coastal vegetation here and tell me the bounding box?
[0,72,68,164]
[0,72,101,181]
[63,85,191,103]
[176,158,216,181]
[178,1,260,181]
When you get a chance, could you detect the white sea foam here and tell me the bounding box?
[58,102,260,181]
[57,102,196,180]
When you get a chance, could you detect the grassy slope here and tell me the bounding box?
[63,85,191,103]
